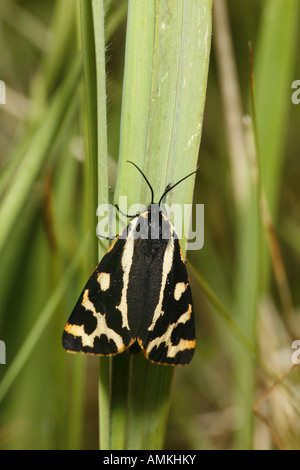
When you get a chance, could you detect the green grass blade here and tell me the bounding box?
[125,354,174,450]
[80,0,99,264]
[80,0,110,450]
[109,0,212,450]
[114,0,156,207]
[92,0,109,225]
[93,0,110,450]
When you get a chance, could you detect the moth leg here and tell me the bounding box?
[114,204,139,219]
[97,233,118,240]
[97,204,136,239]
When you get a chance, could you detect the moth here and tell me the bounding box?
[62,162,197,365]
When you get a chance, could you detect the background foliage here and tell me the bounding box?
[0,0,300,450]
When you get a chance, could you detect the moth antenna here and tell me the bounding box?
[127,161,154,204]
[158,169,199,206]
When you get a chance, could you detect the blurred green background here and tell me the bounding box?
[0,0,300,450]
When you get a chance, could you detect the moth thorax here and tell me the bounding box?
[148,204,171,240]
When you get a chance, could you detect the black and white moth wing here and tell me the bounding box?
[137,221,195,366]
[62,228,135,356]
[63,211,196,366]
